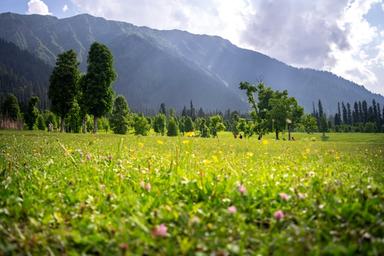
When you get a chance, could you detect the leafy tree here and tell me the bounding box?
[236,118,253,138]
[43,110,57,130]
[239,82,269,140]
[197,118,210,138]
[167,117,179,136]
[25,96,40,130]
[83,42,116,133]
[99,117,110,133]
[302,114,318,134]
[209,115,225,137]
[133,114,151,136]
[66,100,82,133]
[48,50,80,132]
[1,94,21,121]
[229,112,240,137]
[153,113,166,135]
[110,95,130,134]
[36,114,46,130]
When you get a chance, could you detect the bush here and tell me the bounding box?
[36,115,46,130]
[167,117,179,137]
[133,115,151,136]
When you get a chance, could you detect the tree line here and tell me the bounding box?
[311,99,384,133]
[1,41,384,137]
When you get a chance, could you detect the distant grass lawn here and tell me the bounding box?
[0,131,383,255]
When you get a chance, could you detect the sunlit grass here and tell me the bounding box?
[0,131,383,254]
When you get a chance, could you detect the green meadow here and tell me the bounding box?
[1,131,384,255]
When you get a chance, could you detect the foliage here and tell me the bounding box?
[48,49,80,132]
[110,96,130,134]
[1,94,21,121]
[25,96,40,130]
[183,116,194,133]
[302,114,318,134]
[167,117,179,137]
[82,42,116,133]
[65,100,82,133]
[153,114,166,135]
[43,110,57,130]
[36,114,46,131]
[196,118,210,138]
[133,114,151,136]
[209,115,225,137]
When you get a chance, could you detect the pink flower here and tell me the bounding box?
[274,210,285,221]
[152,224,168,237]
[144,183,151,192]
[227,206,237,214]
[279,193,290,201]
[238,184,246,195]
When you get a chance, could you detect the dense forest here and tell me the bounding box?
[0,39,51,110]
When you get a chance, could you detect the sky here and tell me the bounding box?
[1,0,384,96]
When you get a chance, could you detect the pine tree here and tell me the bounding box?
[181,106,188,117]
[353,102,359,124]
[48,49,80,132]
[341,102,347,124]
[347,103,352,125]
[362,100,368,123]
[159,103,166,115]
[197,107,205,118]
[318,100,328,136]
[83,42,116,133]
[110,95,130,134]
[190,100,196,120]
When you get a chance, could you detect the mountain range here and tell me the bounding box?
[0,12,383,113]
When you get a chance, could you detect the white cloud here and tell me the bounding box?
[27,0,52,15]
[63,4,69,12]
[70,0,384,95]
[328,0,383,93]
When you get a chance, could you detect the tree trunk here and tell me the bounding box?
[288,125,291,141]
[258,134,262,140]
[82,116,86,133]
[93,116,98,134]
[275,129,279,140]
[60,118,65,133]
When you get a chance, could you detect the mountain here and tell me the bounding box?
[0,12,383,113]
[0,38,51,109]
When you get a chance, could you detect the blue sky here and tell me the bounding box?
[1,0,384,96]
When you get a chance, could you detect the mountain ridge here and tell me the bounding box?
[0,12,383,113]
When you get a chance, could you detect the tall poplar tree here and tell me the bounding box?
[83,42,116,133]
[48,49,80,132]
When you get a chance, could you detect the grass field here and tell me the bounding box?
[0,131,384,255]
